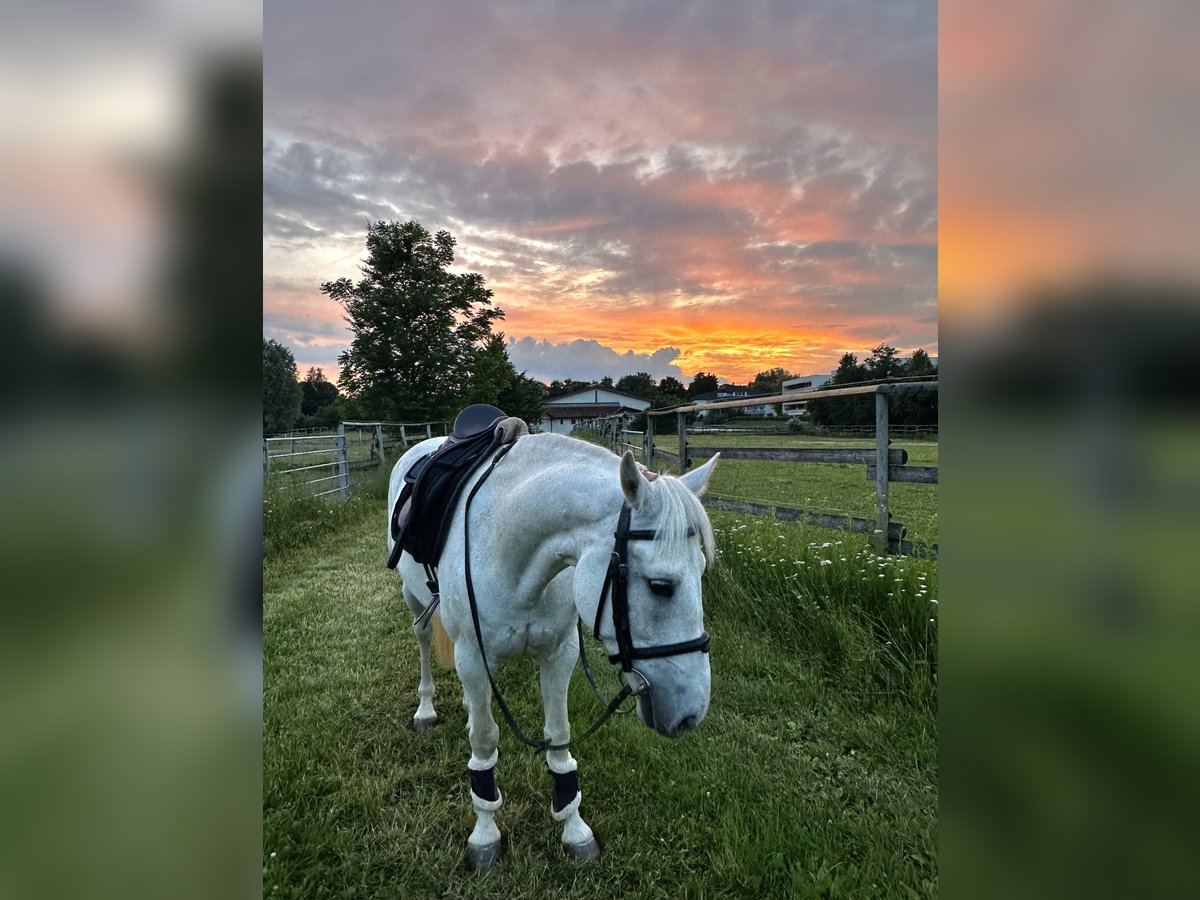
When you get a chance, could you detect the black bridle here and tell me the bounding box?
[593,503,711,672]
[445,447,710,752]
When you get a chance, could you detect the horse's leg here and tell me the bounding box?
[540,630,601,861]
[403,587,438,730]
[456,641,503,870]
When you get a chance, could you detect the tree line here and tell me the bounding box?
[262,218,936,435]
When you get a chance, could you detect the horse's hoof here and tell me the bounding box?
[411,716,437,732]
[563,836,601,862]
[467,840,502,870]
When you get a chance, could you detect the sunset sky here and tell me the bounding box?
[264,1,937,385]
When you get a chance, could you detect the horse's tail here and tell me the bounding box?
[431,611,455,668]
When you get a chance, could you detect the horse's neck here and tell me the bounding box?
[503,437,626,578]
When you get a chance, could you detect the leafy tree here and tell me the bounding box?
[463,333,546,425]
[322,221,503,421]
[751,366,795,414]
[498,372,546,427]
[656,375,687,405]
[300,366,339,416]
[546,379,591,399]
[263,338,302,434]
[907,348,936,377]
[615,371,657,400]
[598,375,614,388]
[807,352,870,429]
[865,343,904,380]
[750,367,794,396]
[687,372,720,398]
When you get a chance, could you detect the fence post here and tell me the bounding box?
[425,423,432,440]
[677,411,688,474]
[399,424,408,449]
[874,390,890,552]
[645,414,655,467]
[336,423,349,499]
[263,440,269,477]
[374,423,385,469]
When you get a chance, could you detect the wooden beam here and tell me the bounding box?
[677,411,688,474]
[865,465,939,484]
[646,379,937,415]
[688,446,907,465]
[874,391,889,552]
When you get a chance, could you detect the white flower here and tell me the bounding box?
[820,559,833,566]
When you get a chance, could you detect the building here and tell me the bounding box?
[690,384,776,418]
[781,373,833,416]
[541,386,652,434]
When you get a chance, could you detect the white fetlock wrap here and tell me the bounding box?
[468,749,498,771]
[550,790,594,847]
[546,754,577,775]
[471,789,504,813]
[469,789,503,847]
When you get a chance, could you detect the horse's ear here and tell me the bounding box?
[619,450,650,509]
[679,452,719,498]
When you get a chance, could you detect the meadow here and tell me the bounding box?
[263,438,938,898]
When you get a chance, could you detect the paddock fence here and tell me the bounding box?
[263,420,450,498]
[578,380,938,556]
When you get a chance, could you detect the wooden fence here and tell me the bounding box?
[580,380,938,555]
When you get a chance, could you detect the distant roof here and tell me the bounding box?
[542,403,625,419]
[545,385,652,404]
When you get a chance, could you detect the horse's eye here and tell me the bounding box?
[648,578,675,598]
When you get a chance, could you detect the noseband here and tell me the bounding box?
[593,503,711,672]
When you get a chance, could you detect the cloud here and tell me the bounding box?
[263,0,937,382]
[505,337,684,384]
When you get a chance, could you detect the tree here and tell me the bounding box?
[865,343,904,380]
[807,352,870,429]
[598,375,614,388]
[300,366,339,416]
[615,371,657,400]
[322,221,504,421]
[546,379,591,399]
[751,367,795,414]
[656,375,687,405]
[687,372,720,398]
[463,333,546,425]
[263,338,302,434]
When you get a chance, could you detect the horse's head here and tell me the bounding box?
[610,450,720,738]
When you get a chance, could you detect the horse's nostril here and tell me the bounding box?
[677,714,698,733]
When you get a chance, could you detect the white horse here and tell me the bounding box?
[387,430,719,867]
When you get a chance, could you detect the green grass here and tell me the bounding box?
[611,430,938,546]
[264,474,938,898]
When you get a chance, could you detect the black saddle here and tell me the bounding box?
[386,405,514,569]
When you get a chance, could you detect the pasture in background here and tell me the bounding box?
[263,430,937,898]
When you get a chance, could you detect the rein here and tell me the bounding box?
[443,446,709,753]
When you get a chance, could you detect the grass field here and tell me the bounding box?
[264,440,938,898]
[624,430,938,546]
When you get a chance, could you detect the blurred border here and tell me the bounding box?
[0,7,263,899]
[941,1,1200,897]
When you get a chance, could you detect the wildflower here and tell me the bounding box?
[820,559,833,566]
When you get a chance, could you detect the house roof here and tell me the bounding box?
[545,385,652,404]
[542,403,626,419]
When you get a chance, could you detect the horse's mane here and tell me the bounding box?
[520,433,715,564]
[646,474,717,567]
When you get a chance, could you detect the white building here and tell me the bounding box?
[781,373,833,416]
[542,386,652,434]
[690,385,776,418]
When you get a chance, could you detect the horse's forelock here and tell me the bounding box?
[646,475,716,566]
